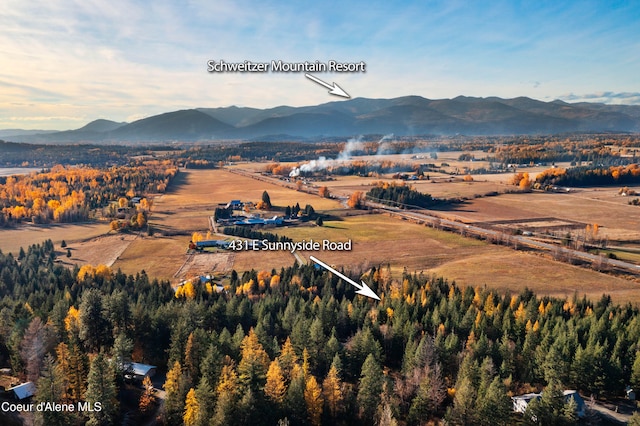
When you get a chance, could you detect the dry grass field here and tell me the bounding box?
[431,251,640,304]
[63,233,137,268]
[0,222,110,255]
[227,213,640,304]
[112,235,189,280]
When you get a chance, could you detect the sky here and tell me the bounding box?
[1,0,639,130]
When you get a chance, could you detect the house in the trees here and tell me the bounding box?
[512,390,586,418]
[123,362,156,382]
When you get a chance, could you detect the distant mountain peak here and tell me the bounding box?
[77,119,127,133]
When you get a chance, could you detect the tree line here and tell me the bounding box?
[535,164,640,189]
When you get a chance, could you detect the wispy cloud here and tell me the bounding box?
[560,92,640,105]
[1,0,640,129]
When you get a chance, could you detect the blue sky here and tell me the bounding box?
[1,0,639,130]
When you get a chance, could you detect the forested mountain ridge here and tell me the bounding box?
[5,96,640,143]
[1,240,639,424]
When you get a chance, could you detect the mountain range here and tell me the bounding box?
[4,96,640,144]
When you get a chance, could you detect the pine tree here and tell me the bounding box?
[184,388,200,426]
[631,351,640,391]
[85,351,118,426]
[477,376,512,426]
[265,359,287,404]
[79,289,110,352]
[55,342,70,402]
[195,377,215,426]
[357,353,383,422]
[304,375,323,426]
[112,332,133,375]
[201,343,222,389]
[446,376,477,425]
[524,379,574,426]
[379,401,399,426]
[66,332,88,403]
[185,329,208,379]
[35,354,70,426]
[212,363,240,426]
[278,337,299,384]
[285,365,307,425]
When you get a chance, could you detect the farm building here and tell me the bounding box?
[190,240,231,251]
[233,216,284,226]
[7,381,35,400]
[226,200,244,209]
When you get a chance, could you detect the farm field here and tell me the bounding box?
[0,222,110,255]
[448,190,640,241]
[431,251,640,304]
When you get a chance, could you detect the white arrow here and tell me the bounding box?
[309,255,380,300]
[305,73,350,98]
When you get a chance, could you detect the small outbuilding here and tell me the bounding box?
[512,392,541,413]
[8,381,35,400]
[563,390,586,418]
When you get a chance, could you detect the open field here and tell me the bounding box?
[111,235,189,280]
[0,222,110,255]
[431,251,640,304]
[63,233,137,268]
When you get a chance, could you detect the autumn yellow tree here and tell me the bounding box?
[278,337,299,383]
[139,375,155,414]
[164,361,183,424]
[264,359,286,404]
[238,328,270,391]
[318,186,330,198]
[322,362,344,418]
[347,191,365,209]
[304,375,323,426]
[183,388,200,426]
